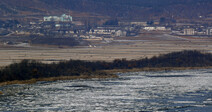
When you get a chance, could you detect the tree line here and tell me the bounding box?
[0,50,212,82]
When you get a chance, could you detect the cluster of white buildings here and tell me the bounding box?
[183,28,195,35]
[89,27,116,35]
[183,28,212,36]
[206,27,212,35]
[44,14,212,39]
[44,14,72,22]
[143,26,168,31]
[88,27,127,37]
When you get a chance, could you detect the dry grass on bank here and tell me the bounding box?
[103,66,212,74]
[0,74,118,87]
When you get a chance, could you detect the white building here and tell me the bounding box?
[144,27,155,31]
[206,28,212,35]
[60,14,73,22]
[155,27,166,31]
[44,14,72,22]
[183,28,195,35]
[144,26,167,31]
[44,16,60,22]
[90,27,116,35]
[115,30,127,37]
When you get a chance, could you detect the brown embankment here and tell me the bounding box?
[0,66,211,89]
[103,66,212,74]
[0,74,118,87]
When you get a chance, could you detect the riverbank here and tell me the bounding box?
[102,66,212,74]
[0,66,212,95]
[1,66,211,87]
[0,50,211,88]
[0,74,118,87]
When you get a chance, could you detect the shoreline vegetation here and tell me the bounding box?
[0,50,212,87]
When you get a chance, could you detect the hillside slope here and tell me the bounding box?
[42,0,212,20]
[0,0,48,15]
[0,0,212,21]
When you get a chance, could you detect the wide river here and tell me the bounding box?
[0,69,212,111]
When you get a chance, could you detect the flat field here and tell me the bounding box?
[0,33,212,67]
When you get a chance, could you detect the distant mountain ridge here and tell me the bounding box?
[0,0,212,20]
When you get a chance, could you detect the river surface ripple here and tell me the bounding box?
[0,69,212,111]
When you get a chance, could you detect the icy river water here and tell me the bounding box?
[0,69,212,111]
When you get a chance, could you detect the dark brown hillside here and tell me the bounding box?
[41,0,212,20]
[0,0,48,14]
[0,0,212,22]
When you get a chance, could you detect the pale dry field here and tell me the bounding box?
[0,33,212,67]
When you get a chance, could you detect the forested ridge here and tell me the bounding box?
[0,50,212,82]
